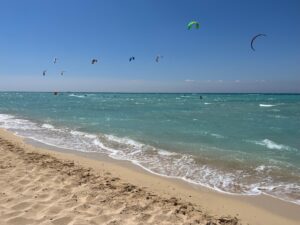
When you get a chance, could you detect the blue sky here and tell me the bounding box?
[0,0,299,92]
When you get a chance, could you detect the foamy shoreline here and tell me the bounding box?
[0,128,299,225]
[1,112,299,206]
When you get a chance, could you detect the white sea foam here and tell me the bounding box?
[204,102,211,105]
[0,114,14,121]
[92,139,119,154]
[255,165,266,172]
[254,165,278,172]
[158,150,178,156]
[70,130,97,139]
[0,114,39,130]
[271,109,281,112]
[259,104,276,107]
[201,131,225,139]
[69,94,85,98]
[270,115,287,119]
[42,123,55,129]
[0,113,299,205]
[210,133,225,139]
[105,134,144,149]
[252,139,296,151]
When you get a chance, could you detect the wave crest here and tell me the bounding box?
[252,139,297,151]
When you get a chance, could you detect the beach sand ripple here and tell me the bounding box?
[0,137,240,225]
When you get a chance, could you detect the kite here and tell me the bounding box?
[187,21,200,30]
[251,34,266,51]
[155,55,163,63]
[91,59,98,64]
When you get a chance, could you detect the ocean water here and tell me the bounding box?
[0,92,299,204]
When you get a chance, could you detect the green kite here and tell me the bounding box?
[187,21,200,30]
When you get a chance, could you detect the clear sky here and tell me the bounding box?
[0,0,299,92]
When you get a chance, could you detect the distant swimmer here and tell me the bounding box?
[53,58,58,64]
[43,70,47,76]
[91,59,98,64]
[60,71,65,76]
[199,96,203,100]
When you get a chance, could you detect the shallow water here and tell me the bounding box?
[0,92,299,204]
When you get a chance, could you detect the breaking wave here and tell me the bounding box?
[251,139,297,152]
[0,113,299,205]
[259,104,276,107]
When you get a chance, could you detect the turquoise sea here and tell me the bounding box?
[0,92,299,204]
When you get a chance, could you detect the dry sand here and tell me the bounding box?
[0,129,299,225]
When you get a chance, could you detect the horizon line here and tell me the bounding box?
[1,91,300,95]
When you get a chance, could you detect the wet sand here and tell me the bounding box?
[0,128,299,225]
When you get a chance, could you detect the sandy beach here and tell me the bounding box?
[0,128,299,225]
[1,0,299,224]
